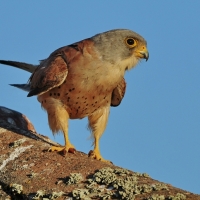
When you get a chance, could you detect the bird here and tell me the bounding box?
[0,29,149,162]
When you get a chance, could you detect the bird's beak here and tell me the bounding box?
[135,46,149,61]
[140,49,149,61]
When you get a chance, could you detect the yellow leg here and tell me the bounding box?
[48,106,76,154]
[88,107,111,163]
[88,137,106,161]
[39,97,76,154]
[50,127,76,154]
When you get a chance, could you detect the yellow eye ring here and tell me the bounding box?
[125,37,137,48]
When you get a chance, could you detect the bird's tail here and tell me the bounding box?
[0,60,37,73]
[10,84,30,92]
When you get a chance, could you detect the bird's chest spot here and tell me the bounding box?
[46,82,112,119]
[41,73,114,119]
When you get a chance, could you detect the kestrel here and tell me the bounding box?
[0,29,149,162]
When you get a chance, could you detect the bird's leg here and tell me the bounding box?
[39,97,75,154]
[48,107,75,154]
[88,107,111,163]
[50,120,76,154]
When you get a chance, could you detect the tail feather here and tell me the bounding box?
[0,60,37,73]
[10,84,30,92]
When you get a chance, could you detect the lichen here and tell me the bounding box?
[86,181,98,189]
[4,166,184,200]
[49,191,64,199]
[112,175,138,189]
[135,172,150,178]
[113,168,130,176]
[91,167,138,199]
[32,190,64,199]
[98,193,112,200]
[93,167,116,185]
[167,193,186,200]
[82,167,168,200]
[10,183,23,194]
[72,188,90,199]
[66,173,83,185]
[152,183,168,191]
[145,194,165,200]
[9,139,26,148]
[145,192,186,200]
[32,190,46,199]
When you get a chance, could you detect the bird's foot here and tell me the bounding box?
[49,145,76,155]
[88,150,112,164]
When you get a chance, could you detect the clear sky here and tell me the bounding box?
[0,1,199,194]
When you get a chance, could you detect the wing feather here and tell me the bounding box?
[111,78,126,107]
[27,51,68,97]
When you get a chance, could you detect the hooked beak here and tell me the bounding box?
[140,50,149,61]
[135,46,149,61]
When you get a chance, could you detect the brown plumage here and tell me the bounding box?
[0,29,149,162]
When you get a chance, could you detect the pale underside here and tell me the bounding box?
[34,39,137,120]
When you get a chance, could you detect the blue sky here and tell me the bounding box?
[0,1,199,194]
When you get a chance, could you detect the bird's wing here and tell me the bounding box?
[27,49,69,97]
[111,77,126,107]
[10,84,31,92]
[0,60,37,73]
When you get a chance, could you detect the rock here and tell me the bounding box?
[0,107,199,200]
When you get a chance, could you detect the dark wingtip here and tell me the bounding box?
[0,60,37,73]
[27,88,42,97]
[9,83,31,92]
[27,91,34,97]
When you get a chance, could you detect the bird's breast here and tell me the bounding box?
[42,79,112,119]
[67,72,118,118]
[38,53,125,119]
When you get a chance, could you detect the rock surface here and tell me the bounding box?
[0,106,199,200]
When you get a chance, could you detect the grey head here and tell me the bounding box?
[91,29,148,63]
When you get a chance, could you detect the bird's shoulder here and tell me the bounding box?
[27,39,97,97]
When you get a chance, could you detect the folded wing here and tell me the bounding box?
[111,78,126,107]
[27,51,68,97]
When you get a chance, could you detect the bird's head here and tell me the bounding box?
[92,29,149,70]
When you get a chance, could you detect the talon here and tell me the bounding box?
[88,150,95,158]
[60,148,67,156]
[68,148,76,154]
[48,148,51,152]
[48,145,76,155]
[88,150,112,164]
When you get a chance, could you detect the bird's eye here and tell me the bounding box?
[125,38,137,48]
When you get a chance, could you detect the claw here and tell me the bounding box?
[68,147,76,154]
[48,145,76,155]
[88,150,112,164]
